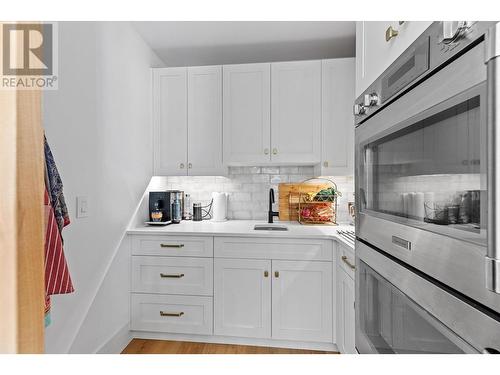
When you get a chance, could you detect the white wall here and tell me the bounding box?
[42,21,163,353]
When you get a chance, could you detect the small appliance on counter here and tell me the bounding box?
[193,202,202,221]
[146,191,172,226]
[211,192,228,222]
[192,200,214,221]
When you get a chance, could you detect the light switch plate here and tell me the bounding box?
[76,196,89,218]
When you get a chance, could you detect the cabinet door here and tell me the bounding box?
[153,68,188,175]
[356,21,432,97]
[271,61,321,164]
[223,63,271,164]
[272,260,332,342]
[187,66,225,175]
[321,59,355,176]
[337,268,356,354]
[214,258,271,338]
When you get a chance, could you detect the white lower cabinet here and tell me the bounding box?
[214,258,271,338]
[337,267,356,354]
[130,235,350,351]
[132,256,213,296]
[271,260,332,342]
[214,258,332,343]
[131,293,213,335]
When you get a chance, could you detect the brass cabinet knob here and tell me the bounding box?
[180,163,185,169]
[264,270,269,277]
[264,148,269,155]
[272,148,278,155]
[188,163,192,169]
[386,25,399,42]
[274,271,279,278]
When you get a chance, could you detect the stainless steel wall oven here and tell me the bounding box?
[354,21,500,353]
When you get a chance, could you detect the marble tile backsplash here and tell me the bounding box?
[149,167,354,223]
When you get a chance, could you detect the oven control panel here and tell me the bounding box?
[354,21,494,126]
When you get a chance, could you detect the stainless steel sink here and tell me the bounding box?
[254,224,288,231]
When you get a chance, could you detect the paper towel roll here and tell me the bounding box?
[212,192,228,222]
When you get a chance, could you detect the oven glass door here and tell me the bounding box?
[358,83,487,246]
[357,260,476,354]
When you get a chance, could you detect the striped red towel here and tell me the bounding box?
[44,189,74,302]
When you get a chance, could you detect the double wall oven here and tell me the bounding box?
[354,21,500,353]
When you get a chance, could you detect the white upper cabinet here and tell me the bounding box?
[223,63,271,165]
[153,68,188,175]
[156,57,355,172]
[187,66,224,175]
[356,21,432,97]
[153,66,224,176]
[271,260,332,342]
[271,60,321,164]
[320,58,355,176]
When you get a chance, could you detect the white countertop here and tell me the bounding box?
[127,220,355,250]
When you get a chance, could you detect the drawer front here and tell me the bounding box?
[132,256,213,296]
[131,293,213,335]
[214,237,332,261]
[338,243,355,279]
[131,235,213,257]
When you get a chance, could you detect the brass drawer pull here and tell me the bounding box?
[160,273,185,278]
[160,243,184,248]
[341,255,356,270]
[160,311,184,317]
[274,271,279,278]
[264,270,269,277]
[385,25,399,42]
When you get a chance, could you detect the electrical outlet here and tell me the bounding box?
[76,196,89,218]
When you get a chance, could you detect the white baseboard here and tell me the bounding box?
[130,330,338,352]
[96,323,132,354]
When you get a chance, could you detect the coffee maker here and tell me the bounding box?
[148,191,172,224]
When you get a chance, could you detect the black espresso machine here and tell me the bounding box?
[148,190,184,224]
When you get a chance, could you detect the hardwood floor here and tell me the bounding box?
[121,339,337,354]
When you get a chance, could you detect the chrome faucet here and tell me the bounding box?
[268,188,279,224]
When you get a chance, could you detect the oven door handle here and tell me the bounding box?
[485,22,500,294]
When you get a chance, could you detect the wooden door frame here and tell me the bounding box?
[0,22,45,353]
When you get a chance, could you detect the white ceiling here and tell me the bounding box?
[132,21,355,66]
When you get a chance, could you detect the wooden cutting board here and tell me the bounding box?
[278,182,330,221]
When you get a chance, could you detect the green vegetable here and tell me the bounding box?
[313,187,341,202]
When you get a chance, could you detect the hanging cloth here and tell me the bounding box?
[44,135,70,234]
[43,135,74,326]
[44,189,74,296]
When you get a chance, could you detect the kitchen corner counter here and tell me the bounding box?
[127,220,355,250]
